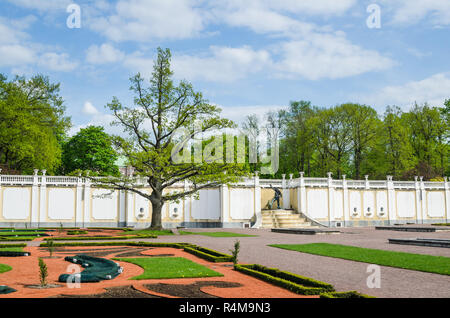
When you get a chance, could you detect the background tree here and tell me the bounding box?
[62,126,119,176]
[0,74,70,174]
[92,48,248,229]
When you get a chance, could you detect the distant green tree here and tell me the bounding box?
[62,126,119,176]
[0,74,71,174]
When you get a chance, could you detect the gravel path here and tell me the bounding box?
[142,226,450,298]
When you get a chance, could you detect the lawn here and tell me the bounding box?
[0,247,24,252]
[113,257,223,279]
[121,229,174,236]
[179,231,257,237]
[270,243,450,276]
[0,263,12,274]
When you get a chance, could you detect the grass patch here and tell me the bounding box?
[0,232,46,236]
[121,229,174,236]
[432,223,450,226]
[179,231,257,237]
[0,237,35,241]
[114,257,223,280]
[270,243,450,276]
[0,263,12,274]
[0,247,24,253]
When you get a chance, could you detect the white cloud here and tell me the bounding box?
[89,0,206,42]
[274,33,396,80]
[0,44,35,67]
[38,52,78,72]
[7,0,72,11]
[82,101,100,115]
[172,46,272,82]
[380,0,450,26]
[86,43,125,64]
[357,73,450,109]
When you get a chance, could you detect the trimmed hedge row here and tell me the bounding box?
[39,241,192,248]
[183,245,234,263]
[67,230,89,235]
[0,251,31,257]
[234,264,335,295]
[320,291,374,298]
[0,237,35,241]
[0,244,27,248]
[43,234,157,241]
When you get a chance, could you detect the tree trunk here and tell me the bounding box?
[150,200,163,230]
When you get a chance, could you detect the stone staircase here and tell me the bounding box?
[261,210,319,229]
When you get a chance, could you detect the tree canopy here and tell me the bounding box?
[92,48,249,229]
[62,126,119,176]
[0,74,71,174]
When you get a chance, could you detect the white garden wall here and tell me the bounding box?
[0,171,448,229]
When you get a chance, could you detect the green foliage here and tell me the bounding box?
[38,258,48,287]
[66,230,89,235]
[229,240,240,265]
[114,257,223,280]
[0,263,12,274]
[270,243,450,276]
[0,74,71,174]
[85,47,249,229]
[271,100,448,180]
[43,234,157,241]
[320,291,375,298]
[234,264,334,295]
[62,126,119,176]
[183,245,234,262]
[46,239,54,257]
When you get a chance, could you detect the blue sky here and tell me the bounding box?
[1,0,449,135]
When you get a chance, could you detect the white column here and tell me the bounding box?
[252,173,262,228]
[386,176,395,225]
[30,169,39,227]
[282,174,291,209]
[183,180,190,225]
[220,184,229,225]
[298,172,306,214]
[126,190,134,226]
[414,176,423,224]
[342,175,349,226]
[75,175,83,227]
[83,177,91,228]
[420,176,427,224]
[444,177,450,223]
[39,170,47,225]
[327,172,334,226]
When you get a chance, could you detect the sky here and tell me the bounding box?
[1,0,449,136]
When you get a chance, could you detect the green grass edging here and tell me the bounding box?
[0,263,12,274]
[320,291,375,298]
[0,244,27,248]
[234,264,334,295]
[43,234,157,241]
[270,243,450,276]
[183,245,234,262]
[179,231,257,237]
[0,237,35,241]
[39,241,192,248]
[113,257,223,280]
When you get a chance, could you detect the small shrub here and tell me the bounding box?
[47,239,54,257]
[38,258,48,287]
[229,240,240,265]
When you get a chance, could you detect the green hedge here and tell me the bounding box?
[39,241,192,248]
[0,237,35,241]
[67,230,89,235]
[183,245,233,263]
[0,244,27,248]
[43,234,157,241]
[234,264,335,295]
[320,291,374,298]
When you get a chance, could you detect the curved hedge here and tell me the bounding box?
[0,251,30,257]
[234,264,335,295]
[183,245,233,263]
[58,255,123,283]
[320,291,374,298]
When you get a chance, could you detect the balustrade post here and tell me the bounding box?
[342,175,349,226]
[386,176,395,225]
[38,170,47,226]
[252,172,262,228]
[444,177,450,223]
[419,176,427,224]
[327,172,334,227]
[414,176,423,224]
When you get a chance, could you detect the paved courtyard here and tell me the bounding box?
[135,225,450,298]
